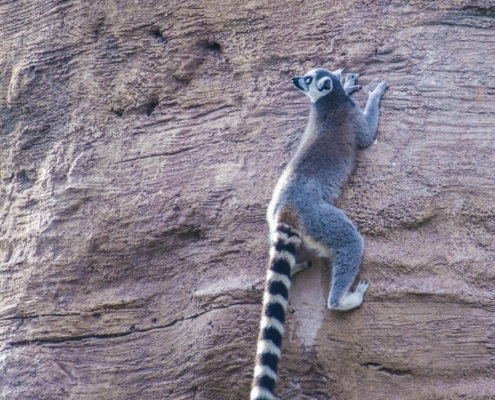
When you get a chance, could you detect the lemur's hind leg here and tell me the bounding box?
[344,72,362,96]
[302,203,368,311]
[358,81,389,148]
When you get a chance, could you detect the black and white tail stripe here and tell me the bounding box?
[251,223,301,400]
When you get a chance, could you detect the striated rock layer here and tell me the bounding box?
[1,1,495,399]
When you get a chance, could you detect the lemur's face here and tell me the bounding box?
[292,68,340,103]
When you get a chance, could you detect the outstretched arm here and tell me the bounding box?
[357,81,389,148]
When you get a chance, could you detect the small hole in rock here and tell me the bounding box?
[152,29,167,44]
[208,42,221,52]
[112,109,123,117]
[17,170,28,182]
[146,101,159,116]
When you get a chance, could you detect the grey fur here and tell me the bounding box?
[268,68,388,311]
[251,68,388,400]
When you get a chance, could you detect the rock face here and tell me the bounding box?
[1,1,495,399]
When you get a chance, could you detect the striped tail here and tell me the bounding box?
[250,222,301,400]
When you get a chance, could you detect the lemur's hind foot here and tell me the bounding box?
[291,261,312,277]
[328,281,369,311]
[344,72,362,95]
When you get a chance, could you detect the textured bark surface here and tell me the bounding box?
[1,0,495,399]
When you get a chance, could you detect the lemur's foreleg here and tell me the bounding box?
[358,81,389,148]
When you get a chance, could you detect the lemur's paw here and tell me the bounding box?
[372,81,389,96]
[344,73,362,95]
[355,280,370,295]
[344,72,360,87]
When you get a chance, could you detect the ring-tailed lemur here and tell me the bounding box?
[250,68,388,400]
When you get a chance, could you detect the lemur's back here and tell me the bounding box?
[271,74,366,213]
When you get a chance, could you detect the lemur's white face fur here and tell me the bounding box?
[292,68,343,103]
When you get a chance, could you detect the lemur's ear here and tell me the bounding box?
[332,68,344,81]
[317,76,332,92]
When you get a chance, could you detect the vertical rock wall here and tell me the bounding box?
[0,1,495,399]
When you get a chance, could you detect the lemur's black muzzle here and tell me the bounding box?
[292,77,304,91]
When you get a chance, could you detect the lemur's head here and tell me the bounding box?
[292,68,343,103]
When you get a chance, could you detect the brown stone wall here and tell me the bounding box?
[1,1,495,399]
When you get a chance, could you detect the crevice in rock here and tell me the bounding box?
[93,20,105,43]
[462,5,495,17]
[1,312,81,321]
[8,330,136,347]
[361,362,411,376]
[178,228,203,242]
[116,146,195,163]
[6,303,257,348]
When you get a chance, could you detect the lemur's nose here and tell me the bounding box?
[292,77,303,90]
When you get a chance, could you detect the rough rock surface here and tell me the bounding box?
[1,1,495,399]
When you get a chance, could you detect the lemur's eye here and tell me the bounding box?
[305,77,312,85]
